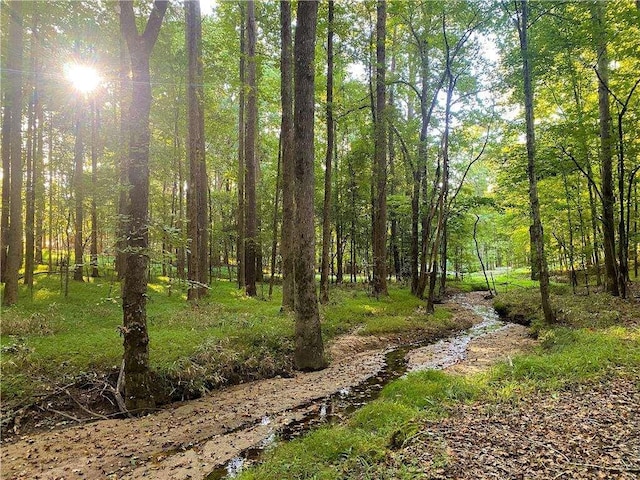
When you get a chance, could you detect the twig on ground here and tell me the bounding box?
[64,389,110,420]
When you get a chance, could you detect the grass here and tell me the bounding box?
[0,273,453,410]
[237,286,640,480]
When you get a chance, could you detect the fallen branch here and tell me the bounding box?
[567,462,640,474]
[65,389,110,420]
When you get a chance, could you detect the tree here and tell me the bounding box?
[320,0,335,304]
[591,1,619,297]
[2,0,23,306]
[244,0,257,297]
[72,98,86,282]
[186,0,208,301]
[236,2,246,290]
[119,0,169,413]
[372,0,388,297]
[516,0,554,323]
[293,0,325,371]
[280,0,295,311]
[90,100,100,278]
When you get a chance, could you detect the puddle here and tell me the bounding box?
[207,294,503,479]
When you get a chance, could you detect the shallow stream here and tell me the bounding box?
[207,296,505,479]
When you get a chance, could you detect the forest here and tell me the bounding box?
[1,1,639,479]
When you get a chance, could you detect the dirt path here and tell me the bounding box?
[1,292,531,480]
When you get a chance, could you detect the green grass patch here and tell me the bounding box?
[238,288,640,480]
[1,276,454,410]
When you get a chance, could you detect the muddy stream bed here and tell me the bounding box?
[2,292,532,480]
[208,295,510,479]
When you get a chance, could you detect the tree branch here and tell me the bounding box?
[558,145,603,203]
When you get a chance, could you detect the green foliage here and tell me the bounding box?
[0,279,459,409]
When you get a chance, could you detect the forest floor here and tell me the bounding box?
[0,291,532,480]
[3,289,638,480]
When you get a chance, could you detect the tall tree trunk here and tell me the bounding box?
[293,0,325,371]
[268,136,282,298]
[320,0,335,304]
[47,115,54,274]
[388,39,400,282]
[236,2,246,290]
[3,0,23,306]
[591,1,619,296]
[372,0,388,297]
[280,0,295,310]
[90,100,100,278]
[34,65,45,266]
[119,0,168,414]
[563,173,577,293]
[244,0,258,297]
[72,101,85,282]
[518,0,554,322]
[186,0,208,301]
[24,31,37,288]
[0,3,11,283]
[116,36,129,281]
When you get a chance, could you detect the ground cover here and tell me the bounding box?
[0,274,454,435]
[237,287,640,479]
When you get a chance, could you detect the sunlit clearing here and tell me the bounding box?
[64,63,101,93]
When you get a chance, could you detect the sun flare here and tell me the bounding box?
[64,63,101,94]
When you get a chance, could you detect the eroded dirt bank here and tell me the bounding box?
[1,292,526,480]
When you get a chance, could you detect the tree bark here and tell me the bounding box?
[73,101,86,282]
[119,0,168,414]
[236,2,246,290]
[2,0,23,306]
[280,0,295,311]
[320,0,335,304]
[90,100,100,278]
[591,1,619,296]
[24,21,38,288]
[0,2,11,283]
[518,0,554,322]
[116,36,129,281]
[244,0,258,297]
[372,0,388,297]
[293,0,325,371]
[186,0,208,301]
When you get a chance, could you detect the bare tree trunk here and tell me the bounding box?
[320,0,335,304]
[90,101,100,278]
[388,38,400,282]
[269,136,282,298]
[35,99,44,266]
[119,0,168,414]
[474,215,493,295]
[186,0,208,301]
[0,3,11,283]
[72,99,86,282]
[244,0,258,297]
[591,1,619,296]
[116,36,129,281]
[24,27,37,288]
[518,0,554,322]
[563,173,577,293]
[372,0,388,298]
[280,0,295,310]
[293,0,325,371]
[3,0,23,306]
[237,2,246,290]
